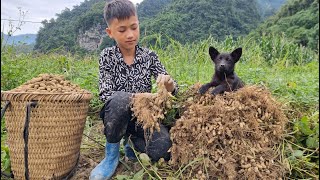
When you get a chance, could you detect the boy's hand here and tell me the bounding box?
[156,74,175,93]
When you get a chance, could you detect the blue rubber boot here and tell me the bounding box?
[124,143,137,161]
[89,142,120,180]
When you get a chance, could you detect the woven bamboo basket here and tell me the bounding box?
[1,75,93,180]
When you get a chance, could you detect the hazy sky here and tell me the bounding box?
[1,0,143,35]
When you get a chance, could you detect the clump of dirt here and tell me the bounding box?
[169,84,288,180]
[130,81,174,135]
[69,153,99,180]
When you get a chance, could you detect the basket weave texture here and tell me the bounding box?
[2,84,92,179]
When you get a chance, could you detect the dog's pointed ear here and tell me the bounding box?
[209,47,219,61]
[231,47,242,62]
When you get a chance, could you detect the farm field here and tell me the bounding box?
[1,35,319,179]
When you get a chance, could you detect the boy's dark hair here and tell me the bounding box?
[104,0,137,26]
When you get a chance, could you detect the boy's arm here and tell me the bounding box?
[150,52,179,95]
[99,53,116,102]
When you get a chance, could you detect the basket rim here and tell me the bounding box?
[1,90,93,102]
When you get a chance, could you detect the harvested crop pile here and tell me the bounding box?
[130,81,174,135]
[169,83,288,180]
[10,73,88,93]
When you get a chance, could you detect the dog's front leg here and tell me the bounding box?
[211,84,227,95]
[199,83,213,94]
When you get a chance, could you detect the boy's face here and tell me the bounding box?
[106,15,140,51]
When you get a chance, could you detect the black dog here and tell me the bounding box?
[199,46,244,95]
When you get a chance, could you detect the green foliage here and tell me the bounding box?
[1,144,11,174]
[1,48,99,98]
[284,112,319,179]
[99,36,116,51]
[1,114,11,174]
[74,1,105,32]
[137,0,173,21]
[140,0,262,46]
[294,113,319,149]
[248,33,316,66]
[34,18,78,52]
[250,0,319,50]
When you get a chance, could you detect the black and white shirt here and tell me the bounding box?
[99,45,178,102]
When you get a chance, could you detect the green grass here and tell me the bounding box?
[1,34,319,179]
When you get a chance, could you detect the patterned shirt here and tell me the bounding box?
[99,45,179,102]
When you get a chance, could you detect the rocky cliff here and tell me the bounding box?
[77,23,106,51]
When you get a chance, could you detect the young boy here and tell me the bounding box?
[90,0,179,179]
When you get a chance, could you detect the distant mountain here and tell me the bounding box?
[1,33,37,45]
[250,0,319,50]
[257,0,287,19]
[33,0,289,53]
[140,0,262,45]
[137,0,173,21]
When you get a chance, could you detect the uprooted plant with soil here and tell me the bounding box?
[169,84,289,179]
[128,82,289,179]
[130,80,175,136]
